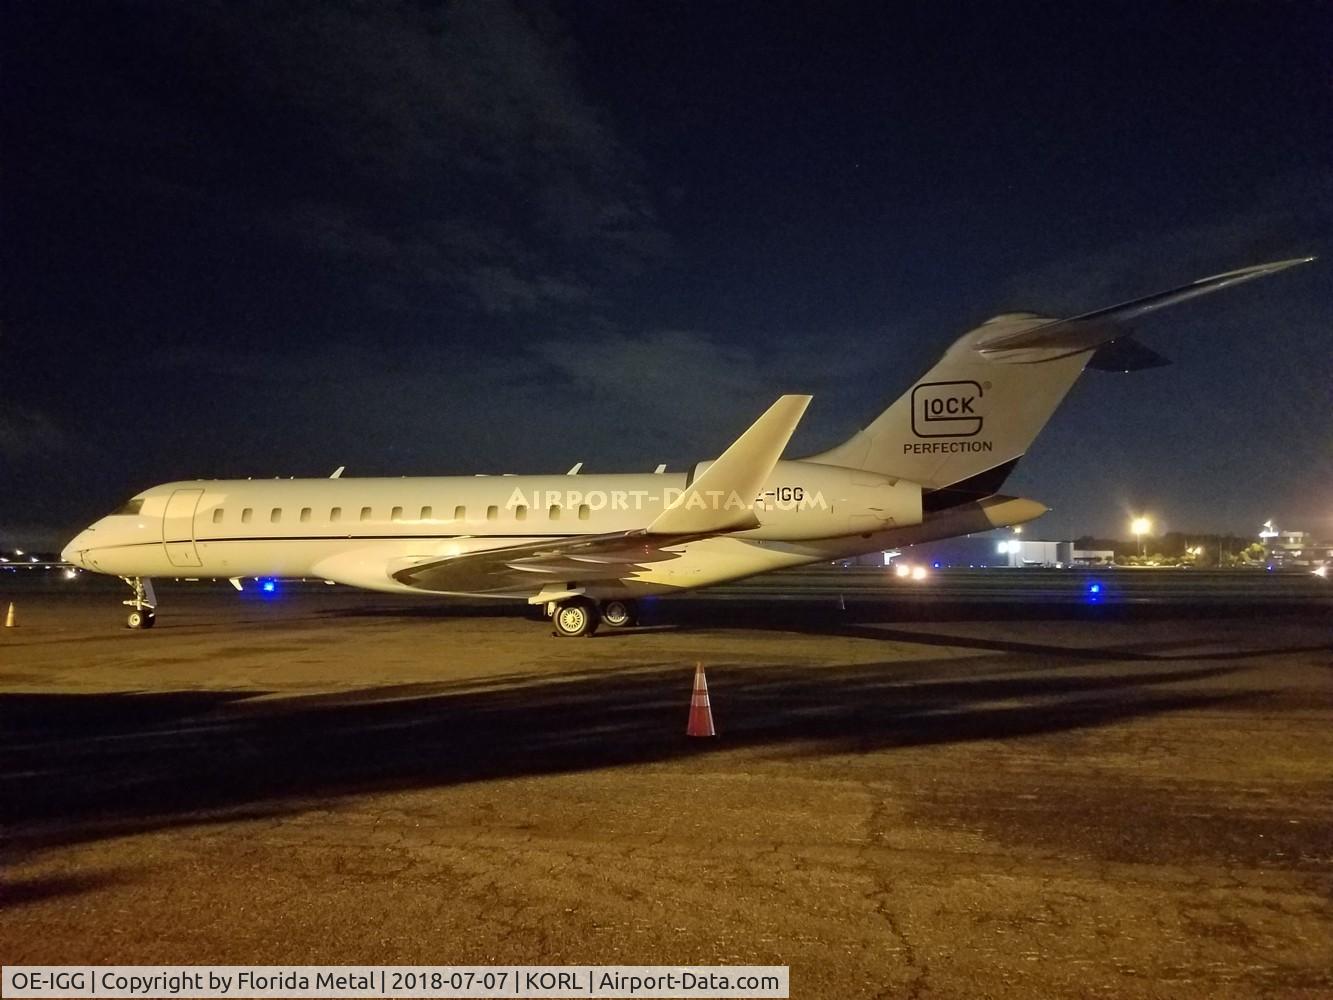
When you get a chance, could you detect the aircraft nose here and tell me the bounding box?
[61,533,88,567]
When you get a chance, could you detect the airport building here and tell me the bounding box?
[863,534,1103,569]
[1259,522,1333,568]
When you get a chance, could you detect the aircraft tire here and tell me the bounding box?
[552,598,598,638]
[127,610,155,630]
[600,599,637,628]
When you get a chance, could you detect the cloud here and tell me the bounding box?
[36,2,667,327]
[204,1,668,319]
[496,324,892,459]
[1000,168,1331,314]
[143,320,892,474]
[0,405,68,461]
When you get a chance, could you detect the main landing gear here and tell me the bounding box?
[546,597,639,637]
[599,599,638,629]
[121,576,158,629]
[551,598,597,638]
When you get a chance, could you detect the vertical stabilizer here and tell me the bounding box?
[808,315,1088,488]
[806,257,1314,492]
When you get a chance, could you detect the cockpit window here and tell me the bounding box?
[111,498,145,516]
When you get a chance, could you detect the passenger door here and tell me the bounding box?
[162,488,204,568]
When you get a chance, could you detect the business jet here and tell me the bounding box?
[62,257,1312,636]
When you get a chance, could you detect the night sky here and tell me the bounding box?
[3,1,1330,550]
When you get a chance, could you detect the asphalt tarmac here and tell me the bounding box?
[2,570,1330,998]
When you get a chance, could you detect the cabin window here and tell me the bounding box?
[241,508,253,524]
[453,505,466,520]
[420,506,432,520]
[330,507,342,523]
[515,504,527,521]
[548,504,561,520]
[578,504,590,520]
[300,507,311,523]
[270,508,282,524]
[360,506,373,522]
[391,505,404,522]
[486,505,498,521]
[212,508,224,524]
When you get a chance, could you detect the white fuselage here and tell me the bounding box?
[61,459,1042,600]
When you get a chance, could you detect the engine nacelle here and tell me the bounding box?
[725,459,923,541]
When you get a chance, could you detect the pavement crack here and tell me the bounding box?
[860,785,929,1000]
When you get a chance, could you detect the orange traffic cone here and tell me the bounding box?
[4,602,14,628]
[686,662,715,737]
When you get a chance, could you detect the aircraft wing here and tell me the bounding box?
[389,394,812,598]
[389,528,705,596]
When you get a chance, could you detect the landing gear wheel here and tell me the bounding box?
[552,598,598,638]
[120,576,158,631]
[600,599,637,628]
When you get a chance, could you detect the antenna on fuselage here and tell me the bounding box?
[566,462,583,475]
[330,466,345,479]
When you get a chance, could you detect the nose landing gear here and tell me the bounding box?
[121,576,158,629]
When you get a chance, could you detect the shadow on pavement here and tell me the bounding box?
[786,622,1333,661]
[1,656,1251,885]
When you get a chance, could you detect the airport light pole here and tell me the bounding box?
[1131,517,1151,558]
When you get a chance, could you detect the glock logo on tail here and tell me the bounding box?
[912,380,984,437]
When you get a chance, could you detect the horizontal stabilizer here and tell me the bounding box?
[1086,335,1171,372]
[979,256,1314,357]
[648,394,812,535]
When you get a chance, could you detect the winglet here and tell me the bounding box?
[648,394,812,535]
